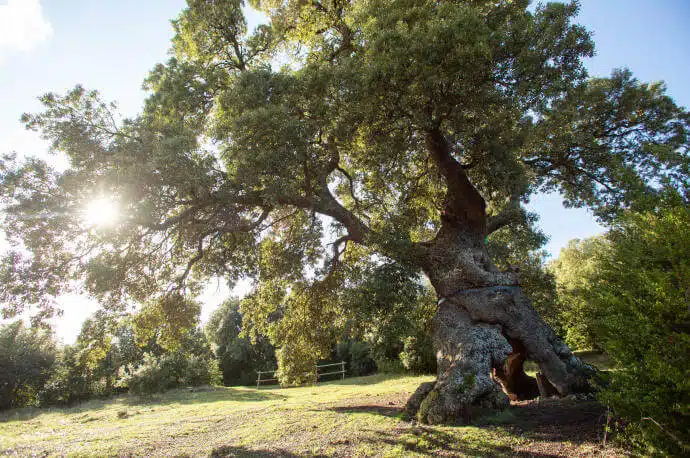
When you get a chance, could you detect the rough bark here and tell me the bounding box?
[410,232,593,425]
[417,304,512,424]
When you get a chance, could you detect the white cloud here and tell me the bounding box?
[0,0,53,61]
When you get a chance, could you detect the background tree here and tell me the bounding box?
[549,236,609,350]
[550,196,689,456]
[205,298,276,386]
[0,321,57,409]
[1,0,688,423]
[334,260,435,367]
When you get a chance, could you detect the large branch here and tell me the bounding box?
[140,162,425,277]
[487,192,524,234]
[426,128,487,235]
[314,185,369,243]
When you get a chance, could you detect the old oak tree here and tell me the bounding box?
[1,0,688,423]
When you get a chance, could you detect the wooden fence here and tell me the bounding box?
[256,361,346,388]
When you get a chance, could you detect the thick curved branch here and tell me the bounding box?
[336,166,361,207]
[324,234,351,276]
[426,128,487,234]
[314,187,368,243]
[487,193,524,234]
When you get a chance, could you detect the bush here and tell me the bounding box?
[335,339,376,377]
[37,347,91,406]
[183,355,221,386]
[374,358,405,374]
[592,204,690,456]
[120,352,220,395]
[122,354,176,395]
[553,199,690,455]
[399,335,436,374]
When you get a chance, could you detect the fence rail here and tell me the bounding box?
[256,361,346,388]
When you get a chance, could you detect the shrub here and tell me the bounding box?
[374,358,405,374]
[335,339,376,377]
[399,335,436,374]
[552,199,690,455]
[37,347,91,406]
[120,352,220,395]
[183,355,221,386]
[592,204,690,456]
[121,354,175,395]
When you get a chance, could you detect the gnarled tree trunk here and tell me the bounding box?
[406,230,592,425]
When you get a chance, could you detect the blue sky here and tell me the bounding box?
[1,0,688,342]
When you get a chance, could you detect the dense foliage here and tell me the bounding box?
[550,236,608,349]
[205,298,276,385]
[551,198,690,455]
[598,205,689,455]
[0,310,220,409]
[121,353,221,395]
[0,321,57,409]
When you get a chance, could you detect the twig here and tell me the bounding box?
[641,417,689,451]
[603,405,611,447]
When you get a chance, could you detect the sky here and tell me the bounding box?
[1,0,688,343]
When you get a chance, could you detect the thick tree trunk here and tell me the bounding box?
[408,232,592,425]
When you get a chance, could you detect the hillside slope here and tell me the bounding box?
[0,374,624,457]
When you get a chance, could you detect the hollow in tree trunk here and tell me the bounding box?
[406,231,593,425]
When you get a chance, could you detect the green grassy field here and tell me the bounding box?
[1,371,624,457]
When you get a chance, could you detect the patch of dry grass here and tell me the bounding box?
[0,373,625,457]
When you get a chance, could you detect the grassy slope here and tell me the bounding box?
[1,372,624,457]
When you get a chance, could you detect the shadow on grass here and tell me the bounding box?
[361,427,562,458]
[0,387,286,423]
[328,404,403,419]
[476,398,607,446]
[209,445,327,457]
[325,397,606,454]
[319,373,408,387]
[121,386,287,407]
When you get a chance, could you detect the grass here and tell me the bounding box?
[0,370,625,457]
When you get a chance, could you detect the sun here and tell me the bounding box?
[83,197,120,228]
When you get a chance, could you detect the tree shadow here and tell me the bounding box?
[327,404,404,419]
[121,386,287,407]
[475,398,607,446]
[0,387,286,423]
[323,391,604,449]
[361,427,562,458]
[323,397,607,456]
[209,445,327,457]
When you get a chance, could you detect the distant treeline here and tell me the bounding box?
[0,294,436,410]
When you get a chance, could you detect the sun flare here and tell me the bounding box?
[83,197,119,228]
